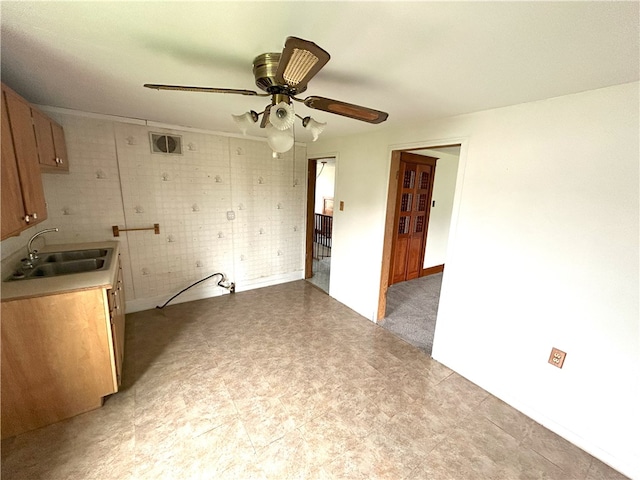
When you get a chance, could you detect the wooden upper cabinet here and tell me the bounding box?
[33,107,68,172]
[32,109,57,168]
[1,92,27,238]
[1,84,48,239]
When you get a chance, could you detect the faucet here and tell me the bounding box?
[26,228,59,262]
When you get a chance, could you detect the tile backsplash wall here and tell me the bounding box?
[2,113,306,311]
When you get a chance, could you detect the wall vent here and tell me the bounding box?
[150,133,182,155]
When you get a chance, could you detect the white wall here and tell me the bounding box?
[420,150,459,269]
[307,82,639,478]
[1,112,307,312]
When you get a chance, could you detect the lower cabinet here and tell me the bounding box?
[0,282,125,439]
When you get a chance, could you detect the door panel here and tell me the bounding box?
[32,109,57,167]
[1,91,25,238]
[392,236,409,281]
[389,152,437,285]
[4,89,47,225]
[51,121,69,169]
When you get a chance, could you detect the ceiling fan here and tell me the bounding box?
[144,36,388,152]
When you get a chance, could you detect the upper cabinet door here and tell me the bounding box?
[51,122,68,170]
[32,108,58,168]
[1,91,27,238]
[1,85,47,238]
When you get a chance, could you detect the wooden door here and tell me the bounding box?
[390,152,436,285]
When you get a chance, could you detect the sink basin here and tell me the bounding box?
[5,248,113,281]
[42,249,109,262]
[30,259,106,277]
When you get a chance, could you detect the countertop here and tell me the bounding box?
[1,241,121,302]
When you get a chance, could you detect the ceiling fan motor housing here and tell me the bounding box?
[253,53,306,95]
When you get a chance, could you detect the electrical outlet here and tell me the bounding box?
[548,348,566,369]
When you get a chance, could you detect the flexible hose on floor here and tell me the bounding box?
[155,273,232,309]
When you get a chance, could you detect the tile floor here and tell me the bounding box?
[1,280,627,479]
[307,254,331,293]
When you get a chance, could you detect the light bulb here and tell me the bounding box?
[269,102,295,131]
[266,125,294,153]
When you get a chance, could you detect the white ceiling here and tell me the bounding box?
[1,2,638,143]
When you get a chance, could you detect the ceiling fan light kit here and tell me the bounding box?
[265,124,294,154]
[268,101,295,131]
[232,110,258,135]
[302,117,326,142]
[144,36,388,154]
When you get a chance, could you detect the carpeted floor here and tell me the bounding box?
[381,273,443,355]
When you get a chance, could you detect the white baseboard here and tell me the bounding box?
[234,271,303,293]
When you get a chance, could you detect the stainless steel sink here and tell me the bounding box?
[30,259,106,277]
[5,248,113,281]
[42,249,110,262]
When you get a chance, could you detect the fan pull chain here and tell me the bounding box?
[292,121,297,187]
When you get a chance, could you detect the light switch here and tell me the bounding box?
[339,201,344,211]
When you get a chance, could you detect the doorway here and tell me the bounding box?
[305,157,335,293]
[378,145,461,353]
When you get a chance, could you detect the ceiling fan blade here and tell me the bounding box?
[303,96,389,124]
[143,84,267,96]
[275,37,330,93]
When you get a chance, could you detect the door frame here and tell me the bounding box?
[377,142,466,321]
[305,158,317,279]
